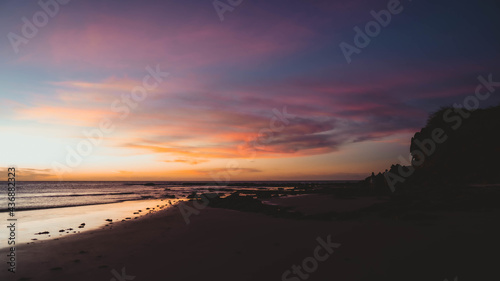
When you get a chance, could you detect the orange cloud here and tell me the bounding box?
[163,159,209,165]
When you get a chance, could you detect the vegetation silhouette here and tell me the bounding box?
[366,104,500,193]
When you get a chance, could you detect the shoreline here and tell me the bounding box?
[1,198,182,249]
[0,197,157,213]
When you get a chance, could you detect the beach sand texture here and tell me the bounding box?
[2,194,499,281]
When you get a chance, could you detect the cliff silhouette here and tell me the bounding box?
[366,104,500,193]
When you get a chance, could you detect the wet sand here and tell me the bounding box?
[1,199,179,246]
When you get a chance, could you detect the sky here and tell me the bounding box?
[1,0,499,181]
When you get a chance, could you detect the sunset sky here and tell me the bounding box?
[1,0,499,181]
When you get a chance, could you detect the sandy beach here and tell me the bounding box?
[2,193,499,281]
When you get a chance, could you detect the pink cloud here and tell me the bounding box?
[15,11,315,72]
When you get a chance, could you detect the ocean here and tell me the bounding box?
[0,181,352,246]
[1,181,352,212]
[1,181,182,212]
